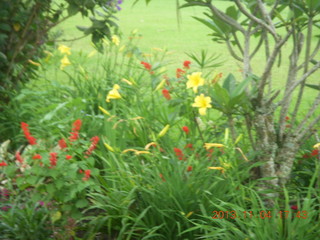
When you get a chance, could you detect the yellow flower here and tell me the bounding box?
[145,142,157,150]
[58,45,71,55]
[192,94,212,115]
[106,84,122,102]
[158,124,170,138]
[28,59,41,67]
[187,72,205,93]
[112,35,120,46]
[204,143,224,150]
[98,106,111,116]
[122,149,151,155]
[208,166,225,173]
[88,50,97,58]
[121,78,133,86]
[154,79,166,92]
[313,143,320,149]
[60,55,71,70]
[104,142,115,152]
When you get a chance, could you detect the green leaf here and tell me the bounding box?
[192,17,225,39]
[222,74,236,94]
[305,83,320,91]
[226,6,239,20]
[67,3,80,16]
[51,211,62,223]
[76,198,89,208]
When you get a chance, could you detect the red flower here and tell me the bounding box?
[302,153,310,158]
[82,169,91,181]
[49,152,58,167]
[20,122,37,145]
[176,68,185,78]
[79,169,83,174]
[85,136,100,155]
[32,154,42,160]
[285,116,290,121]
[66,155,72,160]
[174,148,184,160]
[72,119,82,132]
[141,61,152,71]
[15,151,23,163]
[182,126,189,134]
[0,161,8,167]
[290,205,298,210]
[184,143,194,150]
[162,89,171,100]
[69,131,79,142]
[58,139,67,149]
[187,166,193,172]
[183,60,191,69]
[69,119,82,141]
[311,149,319,156]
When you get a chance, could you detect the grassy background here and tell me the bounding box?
[52,0,319,116]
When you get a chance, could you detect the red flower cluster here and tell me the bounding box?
[58,138,67,149]
[183,60,191,69]
[21,122,37,145]
[85,136,100,156]
[302,149,319,158]
[66,155,72,160]
[162,89,171,100]
[0,161,7,167]
[141,61,151,70]
[187,165,193,172]
[82,169,91,181]
[32,154,42,160]
[15,151,23,163]
[176,68,185,78]
[182,126,189,134]
[49,152,58,167]
[69,119,82,141]
[174,148,185,160]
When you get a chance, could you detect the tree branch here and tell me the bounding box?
[234,0,279,40]
[276,60,320,108]
[226,39,243,61]
[297,113,320,142]
[207,2,246,34]
[295,93,320,135]
[257,30,292,103]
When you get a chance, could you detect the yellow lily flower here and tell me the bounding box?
[88,50,97,58]
[154,79,166,92]
[112,35,120,46]
[106,84,122,102]
[98,106,111,116]
[122,149,151,155]
[28,59,41,67]
[158,124,170,138]
[204,143,224,150]
[192,94,212,115]
[313,143,320,149]
[58,45,71,55]
[145,142,157,150]
[187,72,205,93]
[208,166,225,173]
[121,78,133,86]
[60,55,71,70]
[104,142,115,152]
